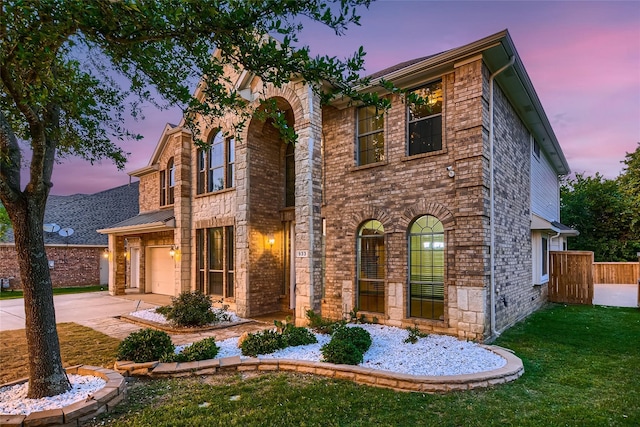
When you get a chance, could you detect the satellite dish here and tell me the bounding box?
[58,227,74,237]
[43,223,61,233]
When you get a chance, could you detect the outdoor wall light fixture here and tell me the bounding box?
[446,166,455,178]
[169,245,178,258]
[267,234,275,248]
[102,248,110,259]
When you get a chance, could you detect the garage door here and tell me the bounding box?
[148,247,175,296]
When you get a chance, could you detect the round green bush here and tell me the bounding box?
[320,338,363,365]
[331,326,372,353]
[282,325,317,347]
[180,337,219,361]
[240,330,286,357]
[165,291,215,327]
[116,328,174,363]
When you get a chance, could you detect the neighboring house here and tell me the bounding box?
[99,30,577,341]
[0,182,139,288]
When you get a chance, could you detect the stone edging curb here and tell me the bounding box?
[114,345,523,393]
[118,315,255,333]
[0,365,126,427]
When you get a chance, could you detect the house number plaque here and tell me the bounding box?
[296,250,308,258]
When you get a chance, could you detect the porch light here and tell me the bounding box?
[169,245,177,258]
[267,234,275,248]
[102,248,110,259]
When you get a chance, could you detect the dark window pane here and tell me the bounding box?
[285,143,295,207]
[159,170,166,206]
[408,115,442,155]
[209,272,223,295]
[408,81,443,121]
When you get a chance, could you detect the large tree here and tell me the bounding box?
[560,172,640,262]
[618,143,640,233]
[0,0,378,398]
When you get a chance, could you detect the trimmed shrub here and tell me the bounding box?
[164,337,220,362]
[165,291,215,327]
[306,309,346,334]
[116,328,174,363]
[332,326,372,353]
[155,305,171,317]
[321,338,363,365]
[282,324,317,347]
[240,330,286,357]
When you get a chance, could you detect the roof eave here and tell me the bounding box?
[97,220,175,236]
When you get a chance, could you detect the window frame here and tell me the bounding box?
[356,105,385,166]
[406,79,443,157]
[356,220,386,314]
[196,226,235,299]
[407,215,445,320]
[196,130,235,195]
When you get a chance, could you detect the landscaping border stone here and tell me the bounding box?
[114,345,524,393]
[0,365,126,427]
[117,314,254,334]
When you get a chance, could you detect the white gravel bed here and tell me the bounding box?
[0,375,106,416]
[129,307,244,325]
[202,324,506,376]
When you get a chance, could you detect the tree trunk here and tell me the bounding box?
[11,198,70,398]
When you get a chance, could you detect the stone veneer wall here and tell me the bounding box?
[0,245,102,289]
[483,65,545,332]
[321,59,490,341]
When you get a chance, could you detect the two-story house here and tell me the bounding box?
[99,30,576,341]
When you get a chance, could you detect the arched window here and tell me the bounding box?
[408,215,445,320]
[196,130,234,194]
[285,143,295,207]
[357,220,385,313]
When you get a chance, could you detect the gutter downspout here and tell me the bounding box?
[489,56,515,340]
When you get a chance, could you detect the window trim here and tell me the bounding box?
[356,105,385,166]
[407,215,445,321]
[196,130,235,195]
[196,226,235,299]
[406,79,444,157]
[356,219,386,314]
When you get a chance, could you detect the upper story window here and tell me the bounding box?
[197,130,235,195]
[407,80,443,156]
[532,138,541,159]
[357,105,385,165]
[167,158,175,205]
[159,157,175,206]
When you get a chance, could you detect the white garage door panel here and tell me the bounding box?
[149,248,175,296]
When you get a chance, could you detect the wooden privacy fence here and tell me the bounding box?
[549,251,594,304]
[593,262,640,284]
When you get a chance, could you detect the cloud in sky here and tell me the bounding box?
[32,0,640,195]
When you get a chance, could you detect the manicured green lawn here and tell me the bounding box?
[0,284,105,300]
[87,304,640,426]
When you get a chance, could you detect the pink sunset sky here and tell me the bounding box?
[43,0,639,195]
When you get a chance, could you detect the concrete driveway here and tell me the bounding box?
[0,291,163,332]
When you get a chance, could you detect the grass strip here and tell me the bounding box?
[0,285,105,300]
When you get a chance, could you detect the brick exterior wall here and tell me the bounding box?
[322,60,490,340]
[246,116,287,315]
[486,65,545,331]
[0,245,102,289]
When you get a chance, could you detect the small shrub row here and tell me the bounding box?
[321,325,372,365]
[240,323,317,357]
[116,328,219,363]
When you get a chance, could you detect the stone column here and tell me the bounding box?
[294,87,324,325]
